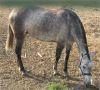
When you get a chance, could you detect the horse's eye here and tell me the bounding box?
[83,66,86,69]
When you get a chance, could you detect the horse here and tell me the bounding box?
[5,6,94,87]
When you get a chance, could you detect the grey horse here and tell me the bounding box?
[5,6,93,87]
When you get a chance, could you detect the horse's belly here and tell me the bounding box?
[30,31,57,42]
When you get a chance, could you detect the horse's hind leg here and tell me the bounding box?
[53,42,64,75]
[15,37,25,75]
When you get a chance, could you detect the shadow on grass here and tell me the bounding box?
[23,70,82,83]
[68,82,99,90]
[23,71,99,90]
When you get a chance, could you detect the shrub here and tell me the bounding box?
[47,82,69,90]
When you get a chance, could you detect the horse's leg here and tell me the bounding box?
[63,45,72,77]
[53,43,64,75]
[15,37,25,75]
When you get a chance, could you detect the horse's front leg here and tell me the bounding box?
[15,38,26,75]
[63,48,71,77]
[53,42,64,75]
[63,41,73,78]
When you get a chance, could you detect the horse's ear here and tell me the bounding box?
[88,52,96,68]
[89,51,96,60]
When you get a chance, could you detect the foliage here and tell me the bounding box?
[47,82,69,90]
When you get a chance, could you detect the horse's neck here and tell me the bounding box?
[77,40,90,60]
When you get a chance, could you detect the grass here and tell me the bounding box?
[47,82,71,90]
[0,0,100,8]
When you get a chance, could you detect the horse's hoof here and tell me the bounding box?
[53,71,58,76]
[64,73,69,79]
[21,70,27,76]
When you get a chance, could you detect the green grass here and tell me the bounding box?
[47,82,69,90]
[0,0,100,8]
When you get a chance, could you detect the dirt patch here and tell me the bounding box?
[0,7,100,90]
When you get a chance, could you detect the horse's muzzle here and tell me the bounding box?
[84,75,93,88]
[85,79,93,88]
[85,82,92,88]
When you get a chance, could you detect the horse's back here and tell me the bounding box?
[9,7,77,42]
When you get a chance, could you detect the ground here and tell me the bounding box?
[0,6,100,90]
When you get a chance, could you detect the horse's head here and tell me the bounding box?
[79,52,96,87]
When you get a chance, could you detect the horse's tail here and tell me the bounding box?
[5,25,14,51]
